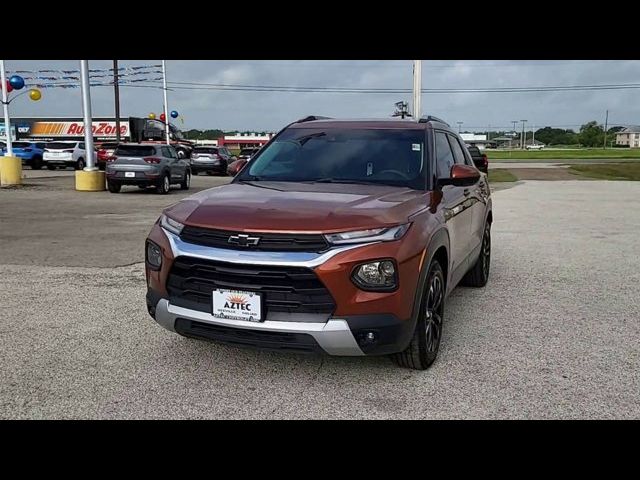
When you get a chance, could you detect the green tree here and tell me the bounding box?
[578,121,605,147]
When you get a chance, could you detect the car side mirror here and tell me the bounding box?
[437,164,481,188]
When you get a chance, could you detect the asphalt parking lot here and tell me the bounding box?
[1,173,639,419]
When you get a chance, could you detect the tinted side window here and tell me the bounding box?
[448,135,467,165]
[160,147,171,158]
[434,131,454,179]
[79,143,85,149]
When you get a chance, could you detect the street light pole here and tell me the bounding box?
[520,119,527,149]
[162,60,170,145]
[80,60,96,171]
[0,60,12,156]
[457,121,463,133]
[603,110,609,150]
[113,60,121,143]
[412,60,422,120]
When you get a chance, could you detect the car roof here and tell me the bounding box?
[288,117,455,132]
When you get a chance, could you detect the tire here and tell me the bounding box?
[46,164,56,171]
[31,156,43,170]
[392,261,445,370]
[98,163,106,171]
[180,170,191,190]
[462,222,491,287]
[76,158,85,170]
[156,173,170,195]
[107,181,121,193]
[192,170,198,176]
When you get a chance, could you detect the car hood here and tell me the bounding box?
[165,181,429,233]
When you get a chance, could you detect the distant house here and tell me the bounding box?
[615,126,640,148]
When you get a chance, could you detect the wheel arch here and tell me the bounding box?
[400,227,450,352]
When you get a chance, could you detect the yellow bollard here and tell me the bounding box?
[75,170,106,192]
[0,156,23,186]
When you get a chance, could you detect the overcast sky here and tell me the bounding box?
[5,60,640,132]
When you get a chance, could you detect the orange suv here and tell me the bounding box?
[145,115,493,369]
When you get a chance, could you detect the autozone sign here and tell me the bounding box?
[30,121,129,138]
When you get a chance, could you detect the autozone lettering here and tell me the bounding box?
[31,121,129,137]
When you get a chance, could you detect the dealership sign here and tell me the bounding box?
[30,121,129,138]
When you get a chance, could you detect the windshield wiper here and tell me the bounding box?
[292,132,326,146]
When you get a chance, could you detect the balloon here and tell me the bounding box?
[9,75,25,90]
[160,113,166,122]
[2,80,13,93]
[148,113,156,119]
[29,89,42,101]
[170,110,179,118]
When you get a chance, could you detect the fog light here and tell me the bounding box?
[146,240,162,270]
[352,259,397,291]
[357,331,378,346]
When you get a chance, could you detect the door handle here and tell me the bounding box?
[463,188,471,196]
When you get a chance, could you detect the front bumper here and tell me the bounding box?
[146,226,424,356]
[190,162,224,173]
[147,294,414,356]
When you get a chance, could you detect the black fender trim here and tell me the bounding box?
[395,228,450,353]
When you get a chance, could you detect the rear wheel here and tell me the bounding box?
[392,261,445,370]
[180,170,191,190]
[75,158,85,170]
[31,156,43,170]
[462,222,491,287]
[192,170,198,176]
[156,173,170,195]
[107,181,121,193]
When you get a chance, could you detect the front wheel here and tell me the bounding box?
[31,156,43,170]
[392,261,445,370]
[462,222,491,287]
[76,158,85,170]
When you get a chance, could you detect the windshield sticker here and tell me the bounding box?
[412,143,421,151]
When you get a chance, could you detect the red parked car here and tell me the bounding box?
[96,142,119,170]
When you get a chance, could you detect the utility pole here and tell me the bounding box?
[511,120,518,133]
[603,110,609,149]
[161,60,170,145]
[412,60,422,120]
[457,121,463,133]
[113,60,121,143]
[0,60,12,156]
[520,119,527,149]
[532,124,535,145]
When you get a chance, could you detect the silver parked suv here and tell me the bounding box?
[105,143,191,194]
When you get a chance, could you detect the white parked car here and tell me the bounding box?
[525,143,545,150]
[43,141,87,170]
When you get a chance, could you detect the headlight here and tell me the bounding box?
[352,259,398,291]
[160,214,184,235]
[146,240,163,270]
[325,223,410,245]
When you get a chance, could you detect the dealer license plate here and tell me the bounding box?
[125,172,135,177]
[212,289,263,322]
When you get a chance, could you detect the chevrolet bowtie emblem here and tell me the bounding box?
[228,234,261,247]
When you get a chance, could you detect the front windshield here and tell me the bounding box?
[238,128,426,189]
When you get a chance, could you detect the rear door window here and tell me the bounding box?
[447,134,467,165]
[434,131,455,179]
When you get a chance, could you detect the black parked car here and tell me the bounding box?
[466,145,488,173]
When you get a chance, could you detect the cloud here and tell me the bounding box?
[4,60,640,132]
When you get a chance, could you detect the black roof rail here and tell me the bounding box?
[295,115,332,123]
[418,115,450,126]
